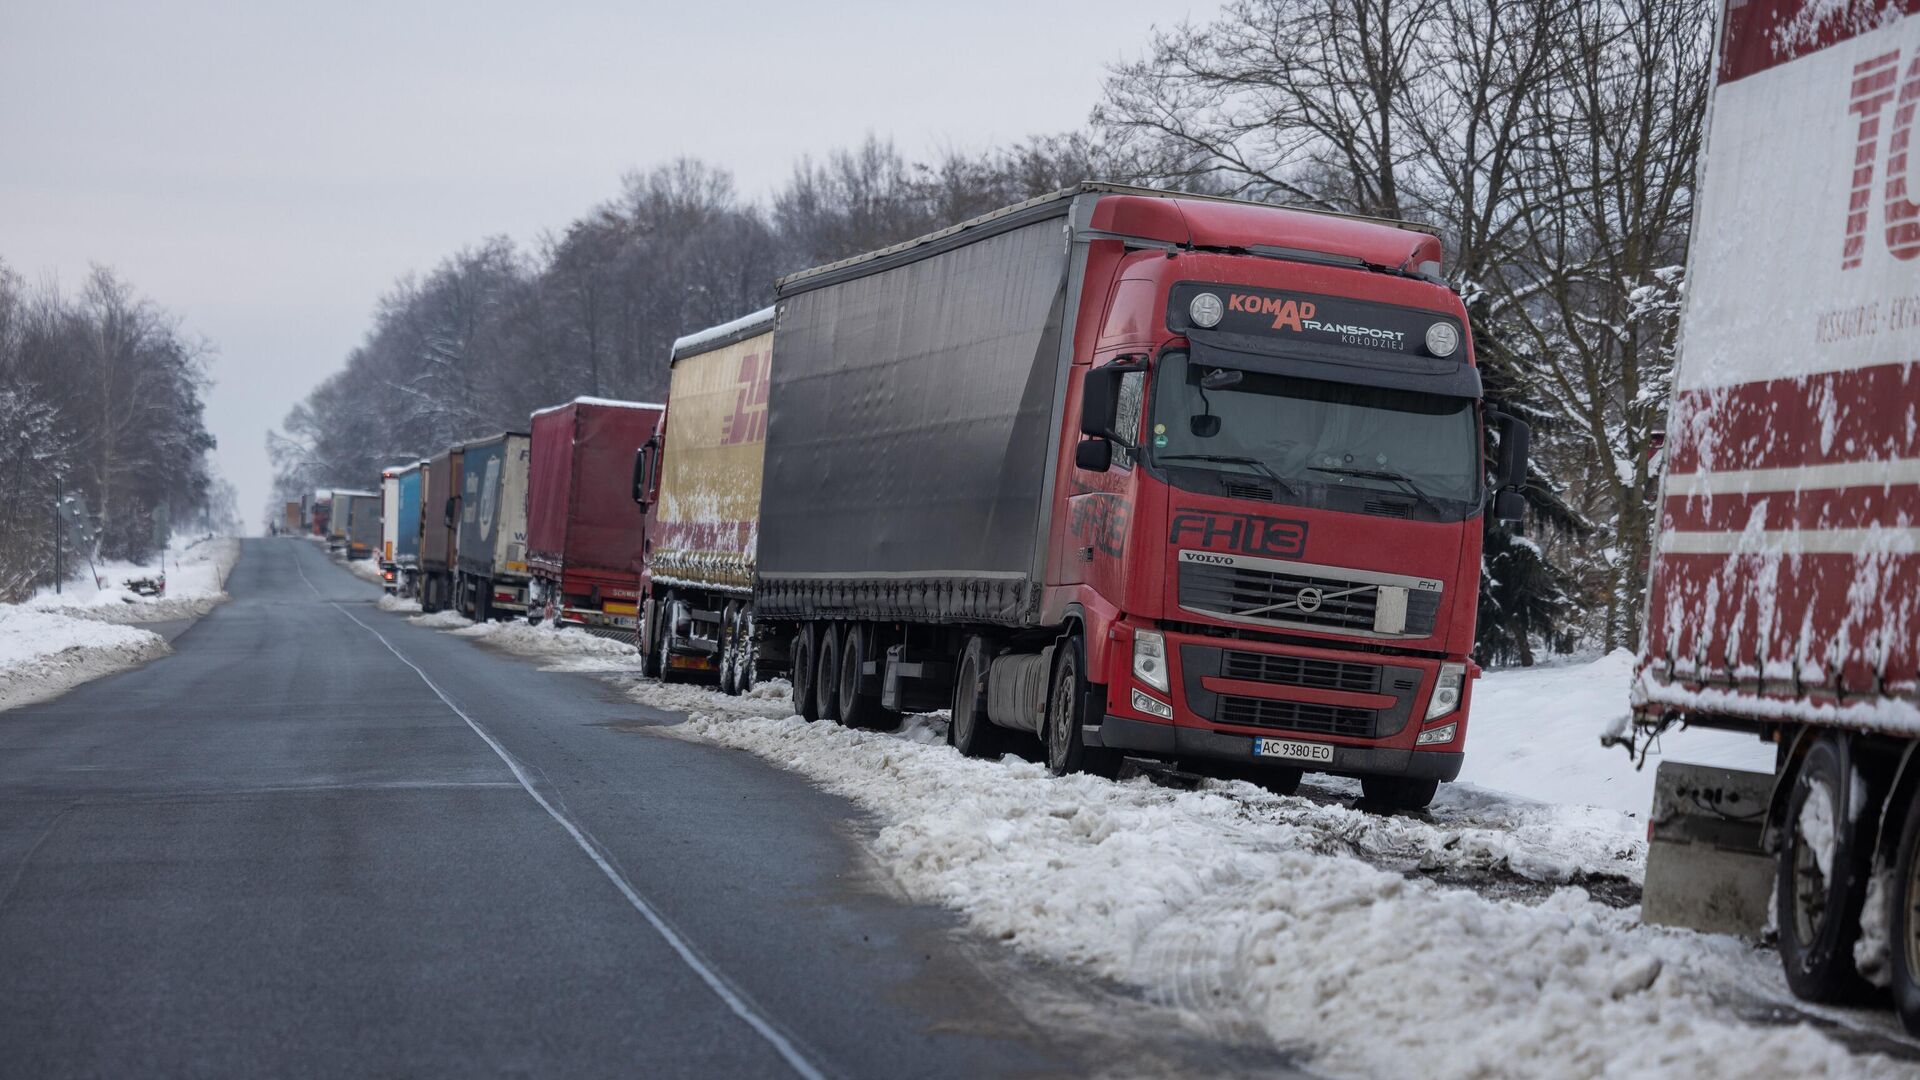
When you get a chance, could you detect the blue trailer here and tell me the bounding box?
[380,461,426,595]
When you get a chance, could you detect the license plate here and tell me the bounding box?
[1253,737,1334,764]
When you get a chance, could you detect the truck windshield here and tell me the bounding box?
[1147,350,1480,507]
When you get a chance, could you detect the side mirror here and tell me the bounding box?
[633,443,658,508]
[1494,489,1526,525]
[1080,359,1143,447]
[1075,438,1113,473]
[1499,413,1531,491]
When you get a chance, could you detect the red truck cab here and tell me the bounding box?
[1053,197,1524,804]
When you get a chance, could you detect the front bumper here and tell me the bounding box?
[1091,714,1464,781]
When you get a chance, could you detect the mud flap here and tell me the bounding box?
[1642,761,1774,937]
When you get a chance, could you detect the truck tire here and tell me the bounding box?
[950,635,1011,759]
[1044,634,1118,778]
[1778,733,1873,1003]
[475,578,493,623]
[640,599,663,679]
[836,623,898,731]
[718,603,739,695]
[815,622,843,724]
[736,609,757,694]
[1891,787,1920,1033]
[654,594,685,683]
[1361,775,1438,811]
[792,623,819,722]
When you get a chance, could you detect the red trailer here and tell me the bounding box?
[1628,0,1920,1030]
[526,397,663,634]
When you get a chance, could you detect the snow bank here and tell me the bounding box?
[343,557,386,585]
[411,612,644,672]
[375,594,422,614]
[633,680,1907,1080]
[28,536,239,624]
[1459,650,1776,817]
[0,607,168,712]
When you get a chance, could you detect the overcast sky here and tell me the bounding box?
[1,0,1209,529]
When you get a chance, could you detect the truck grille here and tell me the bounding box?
[1217,696,1377,738]
[1178,559,1438,637]
[1222,651,1379,693]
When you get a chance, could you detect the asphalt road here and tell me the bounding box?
[0,539,1294,1079]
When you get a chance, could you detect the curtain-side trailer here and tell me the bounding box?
[1627,1,1920,1030]
[754,183,1526,808]
[420,448,464,612]
[526,397,661,635]
[634,307,773,689]
[455,432,531,620]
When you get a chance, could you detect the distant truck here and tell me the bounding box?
[419,447,464,612]
[526,397,661,635]
[455,431,532,620]
[379,462,424,595]
[337,491,381,561]
[309,492,331,538]
[633,308,773,688]
[1628,2,1920,1030]
[282,501,300,535]
[752,183,1525,809]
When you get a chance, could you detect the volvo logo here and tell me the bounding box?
[1294,587,1324,613]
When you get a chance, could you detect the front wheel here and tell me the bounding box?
[1044,634,1117,779]
[1360,775,1437,811]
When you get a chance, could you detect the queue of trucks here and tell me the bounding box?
[305,53,1920,1026]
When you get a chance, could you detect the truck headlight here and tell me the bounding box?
[1425,662,1465,721]
[1133,629,1169,693]
[1416,722,1457,746]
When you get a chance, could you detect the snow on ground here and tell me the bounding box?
[343,557,386,585]
[410,611,645,672]
[1459,649,1778,818]
[0,607,169,713]
[626,678,1907,1080]
[375,594,421,614]
[28,535,239,623]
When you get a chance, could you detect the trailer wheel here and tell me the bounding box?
[718,603,740,696]
[736,610,757,694]
[950,635,1010,759]
[475,578,493,623]
[1778,733,1873,1003]
[1045,634,1118,778]
[836,623,898,730]
[815,622,843,724]
[655,595,686,683]
[640,599,663,679]
[792,623,819,722]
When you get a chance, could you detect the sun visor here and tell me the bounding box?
[1186,333,1483,399]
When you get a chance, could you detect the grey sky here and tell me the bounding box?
[1,0,1208,529]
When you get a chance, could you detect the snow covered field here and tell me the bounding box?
[397,611,1910,1077]
[1457,649,1777,817]
[1,536,238,712]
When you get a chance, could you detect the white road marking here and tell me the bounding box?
[292,548,828,1080]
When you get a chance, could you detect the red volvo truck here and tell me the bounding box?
[1628,1,1920,1030]
[526,397,662,635]
[755,183,1528,809]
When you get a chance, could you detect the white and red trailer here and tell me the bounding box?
[1631,0,1920,1027]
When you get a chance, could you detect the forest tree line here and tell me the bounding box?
[272,0,1709,665]
[0,262,227,600]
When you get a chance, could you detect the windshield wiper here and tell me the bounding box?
[1159,453,1301,497]
[1306,465,1441,514]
